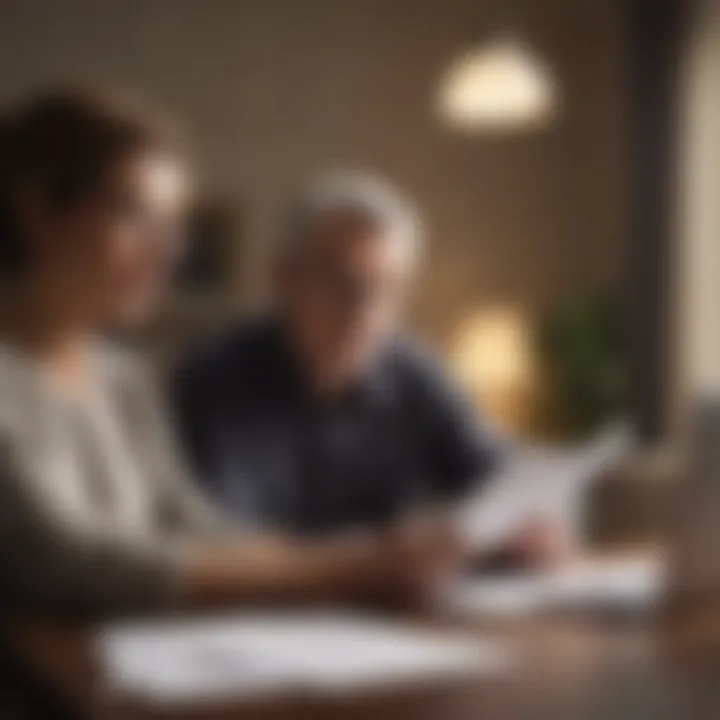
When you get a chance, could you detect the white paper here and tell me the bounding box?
[98,611,513,704]
[446,555,665,617]
[457,422,633,548]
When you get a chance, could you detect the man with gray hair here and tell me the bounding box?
[173,172,502,541]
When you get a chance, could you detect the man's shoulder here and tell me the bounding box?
[175,316,280,386]
[383,336,452,389]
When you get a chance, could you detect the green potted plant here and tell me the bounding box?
[535,294,629,439]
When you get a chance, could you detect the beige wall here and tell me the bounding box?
[0,0,630,355]
[676,0,720,402]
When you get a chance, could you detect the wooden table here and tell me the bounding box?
[7,567,720,719]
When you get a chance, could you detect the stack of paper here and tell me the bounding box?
[446,556,664,618]
[98,612,513,704]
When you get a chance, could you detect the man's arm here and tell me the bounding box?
[401,342,505,501]
[400,344,577,570]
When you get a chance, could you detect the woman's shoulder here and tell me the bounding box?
[0,345,63,452]
[96,341,165,416]
[0,344,43,427]
[97,340,145,381]
[97,341,163,392]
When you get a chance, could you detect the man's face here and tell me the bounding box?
[278,211,414,386]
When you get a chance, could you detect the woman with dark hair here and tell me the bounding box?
[0,87,431,614]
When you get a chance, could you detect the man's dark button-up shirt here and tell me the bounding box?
[172,317,501,535]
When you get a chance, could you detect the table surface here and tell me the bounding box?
[8,555,720,720]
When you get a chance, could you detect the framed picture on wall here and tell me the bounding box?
[126,196,243,368]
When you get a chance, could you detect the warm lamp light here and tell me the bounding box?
[438,38,559,132]
[452,307,536,432]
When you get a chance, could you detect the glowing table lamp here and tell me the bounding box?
[452,307,536,433]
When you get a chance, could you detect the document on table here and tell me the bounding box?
[445,555,665,618]
[98,612,514,704]
[456,422,632,549]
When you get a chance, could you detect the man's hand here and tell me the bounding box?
[500,515,576,570]
[307,511,467,608]
[377,511,469,604]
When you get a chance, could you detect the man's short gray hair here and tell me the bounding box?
[278,172,422,262]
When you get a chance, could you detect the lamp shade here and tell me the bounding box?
[438,39,558,132]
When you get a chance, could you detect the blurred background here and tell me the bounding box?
[0,0,714,545]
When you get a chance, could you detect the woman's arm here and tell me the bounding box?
[0,431,190,611]
[0,431,430,613]
[180,532,414,608]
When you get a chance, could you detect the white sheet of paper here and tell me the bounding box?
[446,556,665,617]
[98,612,513,704]
[456,423,632,548]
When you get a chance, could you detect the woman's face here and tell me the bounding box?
[33,150,190,328]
